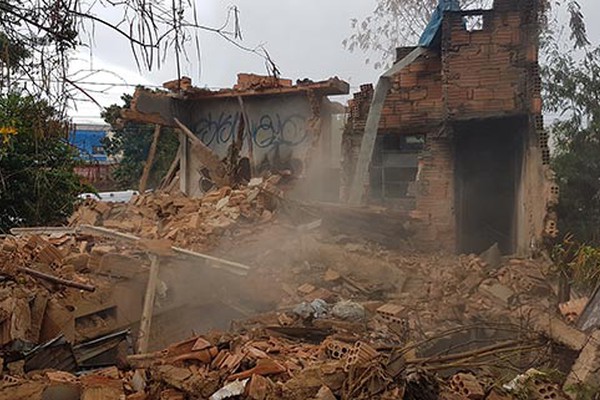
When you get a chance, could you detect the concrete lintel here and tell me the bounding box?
[519,306,587,351]
[121,88,183,127]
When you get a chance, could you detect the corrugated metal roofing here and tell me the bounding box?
[24,336,78,372]
[73,329,130,368]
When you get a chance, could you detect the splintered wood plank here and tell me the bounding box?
[28,292,49,343]
[136,254,160,354]
[138,124,161,193]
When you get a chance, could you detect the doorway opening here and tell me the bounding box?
[454,116,525,255]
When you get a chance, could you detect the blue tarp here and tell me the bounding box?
[418,0,461,47]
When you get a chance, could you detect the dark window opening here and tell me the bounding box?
[92,145,105,155]
[464,15,484,31]
[370,134,425,201]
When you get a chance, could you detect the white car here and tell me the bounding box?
[78,190,139,203]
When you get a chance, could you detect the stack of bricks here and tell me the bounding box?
[340,85,374,201]
[233,73,293,91]
[519,0,550,166]
[534,114,551,165]
[348,84,374,133]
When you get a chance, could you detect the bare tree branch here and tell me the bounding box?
[0,0,280,115]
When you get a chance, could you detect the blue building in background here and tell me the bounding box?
[68,124,111,164]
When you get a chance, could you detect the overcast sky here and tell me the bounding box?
[70,0,600,125]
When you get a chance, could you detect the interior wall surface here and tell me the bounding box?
[181,94,317,198]
[289,102,345,203]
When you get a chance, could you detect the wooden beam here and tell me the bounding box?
[138,124,161,193]
[171,246,251,276]
[179,131,188,195]
[79,225,140,241]
[174,118,229,187]
[10,227,76,235]
[17,267,96,292]
[158,148,181,191]
[136,253,160,354]
[237,96,255,176]
[121,108,172,127]
[77,225,250,276]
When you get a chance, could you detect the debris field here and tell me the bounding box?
[0,173,596,399]
[0,1,595,398]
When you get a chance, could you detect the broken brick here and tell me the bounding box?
[245,374,272,400]
[228,359,286,381]
[297,283,317,295]
[559,297,588,324]
[450,373,484,400]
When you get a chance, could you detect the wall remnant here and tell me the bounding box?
[343,0,555,255]
[123,75,349,199]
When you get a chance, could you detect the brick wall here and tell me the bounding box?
[340,0,549,253]
[377,49,453,250]
[414,137,455,251]
[340,85,373,202]
[440,0,543,121]
[341,61,454,250]
[380,49,444,133]
[442,9,530,119]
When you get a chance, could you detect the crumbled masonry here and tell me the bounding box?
[0,0,595,398]
[0,172,596,399]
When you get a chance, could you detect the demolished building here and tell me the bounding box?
[124,74,349,201]
[4,1,600,398]
[342,0,558,255]
[124,0,558,258]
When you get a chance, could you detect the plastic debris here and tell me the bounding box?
[209,379,249,400]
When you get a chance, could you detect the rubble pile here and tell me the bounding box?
[247,238,559,340]
[0,217,583,399]
[0,300,569,400]
[69,175,283,252]
[0,173,596,398]
[0,233,123,349]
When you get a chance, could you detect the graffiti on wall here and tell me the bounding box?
[195,111,308,149]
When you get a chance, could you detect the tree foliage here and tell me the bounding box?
[344,0,490,69]
[544,45,600,243]
[0,0,273,230]
[0,94,89,232]
[102,93,178,190]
